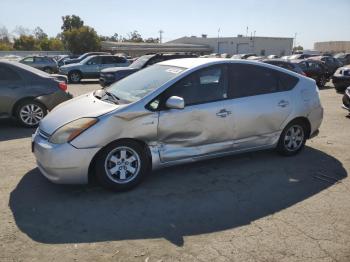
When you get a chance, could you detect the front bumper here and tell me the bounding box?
[32,130,100,184]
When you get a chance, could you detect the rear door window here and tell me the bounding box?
[0,65,21,81]
[228,64,279,98]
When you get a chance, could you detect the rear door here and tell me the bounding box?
[0,65,24,116]
[222,63,297,150]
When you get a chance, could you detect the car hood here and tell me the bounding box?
[101,67,138,73]
[39,92,118,135]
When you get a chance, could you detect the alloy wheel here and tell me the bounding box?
[284,125,304,152]
[104,146,141,184]
[19,104,44,126]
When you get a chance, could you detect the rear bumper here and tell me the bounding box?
[308,105,323,138]
[32,131,100,184]
[35,90,72,111]
[342,91,350,111]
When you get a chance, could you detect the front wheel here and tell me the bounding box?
[95,140,150,191]
[68,71,82,83]
[277,121,307,156]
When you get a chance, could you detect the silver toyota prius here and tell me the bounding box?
[32,58,323,191]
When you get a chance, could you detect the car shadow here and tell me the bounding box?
[9,147,347,246]
[0,119,35,141]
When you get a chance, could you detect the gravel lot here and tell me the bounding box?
[0,81,349,262]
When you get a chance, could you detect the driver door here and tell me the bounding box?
[156,64,234,162]
[83,56,101,78]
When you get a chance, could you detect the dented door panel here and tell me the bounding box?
[158,101,234,162]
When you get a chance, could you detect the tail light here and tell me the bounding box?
[58,82,67,92]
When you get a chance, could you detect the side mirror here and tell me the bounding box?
[165,96,185,110]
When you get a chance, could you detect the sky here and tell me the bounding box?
[0,0,349,49]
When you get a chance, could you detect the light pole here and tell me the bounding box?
[159,30,164,44]
[217,28,220,54]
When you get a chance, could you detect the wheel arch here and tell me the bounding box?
[11,97,47,117]
[284,116,311,138]
[88,138,152,184]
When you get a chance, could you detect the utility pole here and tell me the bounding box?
[217,28,220,54]
[159,30,164,44]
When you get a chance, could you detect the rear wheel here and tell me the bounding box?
[317,76,327,87]
[16,100,46,127]
[95,140,150,191]
[277,120,307,156]
[68,71,82,83]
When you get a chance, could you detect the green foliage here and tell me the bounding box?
[13,35,41,50]
[39,37,64,51]
[34,27,48,40]
[293,45,303,52]
[61,15,84,31]
[62,26,101,54]
[123,31,143,42]
[0,42,13,51]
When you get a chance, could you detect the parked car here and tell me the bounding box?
[99,53,197,87]
[0,61,72,127]
[19,56,58,73]
[308,56,343,74]
[332,65,350,92]
[59,55,130,83]
[262,59,305,75]
[288,54,317,60]
[290,59,330,87]
[342,86,350,113]
[334,53,350,66]
[62,52,110,66]
[267,55,279,59]
[56,55,79,67]
[32,58,323,191]
[231,53,256,59]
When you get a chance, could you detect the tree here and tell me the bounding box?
[61,15,84,31]
[13,35,40,50]
[123,30,143,42]
[34,26,48,41]
[145,37,159,43]
[0,26,11,43]
[293,45,303,52]
[13,25,31,36]
[62,26,100,54]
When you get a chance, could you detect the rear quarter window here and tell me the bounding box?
[278,71,299,91]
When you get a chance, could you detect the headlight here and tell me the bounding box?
[49,118,98,144]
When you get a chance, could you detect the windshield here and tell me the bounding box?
[107,64,185,102]
[334,53,345,59]
[129,55,155,69]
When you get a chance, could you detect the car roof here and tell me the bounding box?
[159,58,299,71]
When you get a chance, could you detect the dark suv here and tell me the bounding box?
[262,59,305,75]
[99,53,197,87]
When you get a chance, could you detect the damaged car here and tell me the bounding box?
[32,58,323,191]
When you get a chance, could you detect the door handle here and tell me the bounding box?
[278,100,289,108]
[216,109,231,118]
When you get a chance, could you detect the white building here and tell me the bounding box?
[167,35,293,56]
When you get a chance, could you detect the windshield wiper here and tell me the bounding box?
[104,90,120,104]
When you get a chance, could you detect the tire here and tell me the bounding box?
[68,71,82,83]
[43,67,52,74]
[276,120,307,156]
[15,100,46,128]
[317,76,326,87]
[95,140,151,191]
